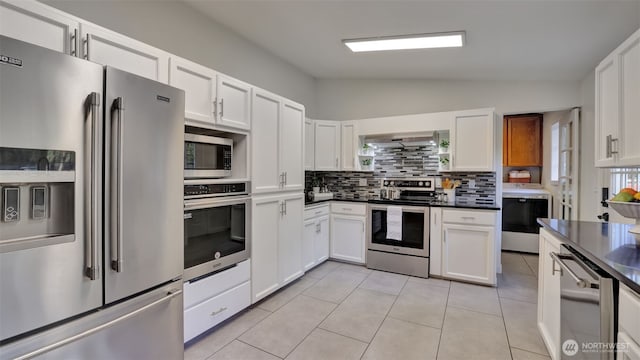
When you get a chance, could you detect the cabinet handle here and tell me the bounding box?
[210,307,228,317]
[610,136,619,155]
[335,158,338,167]
[316,223,321,233]
[342,208,352,211]
[606,135,612,158]
[284,172,287,186]
[70,29,78,56]
[213,99,217,118]
[362,222,364,233]
[461,216,475,220]
[284,201,287,215]
[83,35,89,59]
[314,211,322,215]
[219,98,224,118]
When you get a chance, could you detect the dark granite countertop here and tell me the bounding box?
[538,218,640,293]
[304,198,500,210]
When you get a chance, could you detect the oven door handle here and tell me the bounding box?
[550,252,591,289]
[184,196,251,211]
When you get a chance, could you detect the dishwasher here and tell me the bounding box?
[551,245,618,360]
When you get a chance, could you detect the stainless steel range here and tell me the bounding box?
[366,178,436,278]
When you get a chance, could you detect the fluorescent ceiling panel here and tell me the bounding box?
[344,31,465,52]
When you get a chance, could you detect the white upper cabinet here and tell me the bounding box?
[304,119,315,170]
[314,120,340,171]
[80,23,169,83]
[0,0,79,55]
[341,121,357,171]
[169,56,216,125]
[449,109,495,172]
[280,100,305,192]
[595,29,640,167]
[216,75,252,131]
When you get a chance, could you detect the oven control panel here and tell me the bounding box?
[381,178,435,191]
[184,182,248,198]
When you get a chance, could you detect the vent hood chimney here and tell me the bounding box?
[364,131,435,148]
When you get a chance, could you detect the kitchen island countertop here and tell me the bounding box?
[305,198,500,210]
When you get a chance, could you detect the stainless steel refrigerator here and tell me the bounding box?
[0,35,185,359]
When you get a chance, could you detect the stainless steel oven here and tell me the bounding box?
[183,181,250,281]
[184,133,232,179]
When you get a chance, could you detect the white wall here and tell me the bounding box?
[40,0,317,116]
[315,78,581,120]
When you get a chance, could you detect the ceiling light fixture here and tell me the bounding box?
[343,31,465,52]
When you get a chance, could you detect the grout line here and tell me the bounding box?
[510,345,552,358]
[434,282,451,360]
[235,338,284,359]
[317,327,371,345]
[497,287,515,360]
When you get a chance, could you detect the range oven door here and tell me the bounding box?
[502,197,549,233]
[184,133,232,178]
[367,204,429,257]
[183,196,250,281]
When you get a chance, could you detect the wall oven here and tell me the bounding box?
[184,133,232,179]
[183,181,250,281]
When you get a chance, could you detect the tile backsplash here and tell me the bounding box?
[306,145,497,206]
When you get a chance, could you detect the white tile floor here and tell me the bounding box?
[185,252,548,360]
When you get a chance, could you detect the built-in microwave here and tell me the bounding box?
[184,133,232,179]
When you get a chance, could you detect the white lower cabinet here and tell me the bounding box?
[429,208,443,276]
[183,260,251,343]
[537,228,562,360]
[618,285,640,360]
[303,205,330,271]
[251,193,303,303]
[440,209,497,285]
[330,202,367,264]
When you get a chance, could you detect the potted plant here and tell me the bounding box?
[311,177,321,193]
[439,139,450,153]
[362,143,373,156]
[439,157,450,170]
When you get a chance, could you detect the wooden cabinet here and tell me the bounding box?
[251,89,304,194]
[303,204,330,271]
[314,120,340,171]
[537,228,562,360]
[341,121,357,171]
[503,114,543,166]
[80,23,169,83]
[251,194,304,303]
[595,28,640,167]
[0,0,79,55]
[439,209,497,285]
[304,118,315,170]
[449,109,496,172]
[330,202,366,264]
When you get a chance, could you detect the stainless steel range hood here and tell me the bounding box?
[364,131,435,148]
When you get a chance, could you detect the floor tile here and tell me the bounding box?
[258,276,319,312]
[437,306,511,360]
[522,255,540,277]
[238,295,336,358]
[362,317,440,360]
[305,261,341,279]
[285,328,367,360]
[447,281,502,316]
[358,270,408,295]
[500,298,549,356]
[511,348,552,360]
[339,262,373,275]
[303,267,368,303]
[388,280,449,328]
[407,276,451,289]
[184,308,271,360]
[502,252,535,276]
[208,340,279,360]
[497,272,538,304]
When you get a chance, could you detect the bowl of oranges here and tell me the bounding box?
[606,187,640,236]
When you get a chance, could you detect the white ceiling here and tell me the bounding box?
[184,0,639,81]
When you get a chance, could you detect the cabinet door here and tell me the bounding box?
[341,122,356,171]
[216,75,251,131]
[280,101,305,192]
[429,208,443,276]
[330,214,365,264]
[279,196,304,286]
[450,110,495,171]
[251,90,281,194]
[618,32,640,167]
[442,223,495,284]
[315,215,330,264]
[251,196,281,303]
[303,219,317,272]
[505,114,542,166]
[314,121,340,171]
[537,229,561,360]
[304,119,315,170]
[0,0,79,55]
[168,57,216,126]
[595,54,619,167]
[80,23,168,83]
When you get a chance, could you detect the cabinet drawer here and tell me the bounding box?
[442,209,496,226]
[619,285,640,342]
[184,281,251,342]
[304,204,330,220]
[184,260,250,309]
[331,202,367,216]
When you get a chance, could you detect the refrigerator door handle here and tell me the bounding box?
[110,97,124,273]
[85,92,101,280]
[12,289,183,360]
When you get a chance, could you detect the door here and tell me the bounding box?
[104,67,184,304]
[81,23,169,83]
[558,108,580,220]
[595,54,619,167]
[279,195,303,285]
[0,0,79,55]
[314,120,340,170]
[216,75,251,130]
[304,118,315,170]
[251,196,280,303]
[0,37,103,341]
[442,223,494,284]
[168,56,216,126]
[330,214,365,264]
[341,122,356,171]
[280,101,304,191]
[251,90,281,194]
[315,215,330,263]
[451,110,494,171]
[303,219,317,271]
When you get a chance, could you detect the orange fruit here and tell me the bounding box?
[620,187,638,196]
[635,193,640,201]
